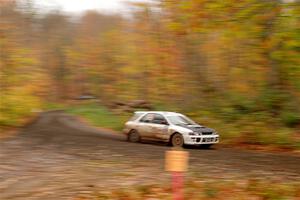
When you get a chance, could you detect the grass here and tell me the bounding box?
[42,102,66,110]
[48,102,300,150]
[66,103,129,131]
[78,178,300,200]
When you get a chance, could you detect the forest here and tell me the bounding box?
[1,0,300,148]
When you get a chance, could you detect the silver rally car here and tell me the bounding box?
[123,111,219,148]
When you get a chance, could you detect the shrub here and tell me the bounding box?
[280,111,300,128]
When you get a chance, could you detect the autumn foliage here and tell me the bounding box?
[1,0,300,147]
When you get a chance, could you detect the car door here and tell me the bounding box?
[151,114,169,140]
[137,113,155,138]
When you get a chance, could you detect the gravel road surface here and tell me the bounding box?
[1,111,300,199]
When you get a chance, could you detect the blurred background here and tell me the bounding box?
[1,0,300,148]
[1,1,300,199]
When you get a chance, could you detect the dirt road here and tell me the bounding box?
[1,111,300,199]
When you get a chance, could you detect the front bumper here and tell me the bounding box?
[184,135,219,145]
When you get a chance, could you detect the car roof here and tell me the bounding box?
[134,111,181,116]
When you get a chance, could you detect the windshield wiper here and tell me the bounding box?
[175,123,189,126]
[186,123,194,125]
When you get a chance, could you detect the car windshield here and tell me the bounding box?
[167,115,197,126]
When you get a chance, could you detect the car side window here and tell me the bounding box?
[139,113,154,123]
[152,114,168,125]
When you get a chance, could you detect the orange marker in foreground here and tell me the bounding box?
[165,149,189,200]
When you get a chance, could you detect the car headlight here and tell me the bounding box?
[188,132,196,136]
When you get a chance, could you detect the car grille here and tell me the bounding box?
[201,132,213,135]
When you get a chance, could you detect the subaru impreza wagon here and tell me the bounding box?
[123,111,219,148]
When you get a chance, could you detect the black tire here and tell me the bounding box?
[128,130,140,143]
[201,144,212,149]
[171,133,184,147]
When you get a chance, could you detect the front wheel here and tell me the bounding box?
[128,130,140,143]
[171,133,184,147]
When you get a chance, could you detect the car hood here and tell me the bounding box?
[175,124,215,134]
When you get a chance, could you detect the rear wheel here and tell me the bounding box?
[128,130,140,143]
[171,133,184,147]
